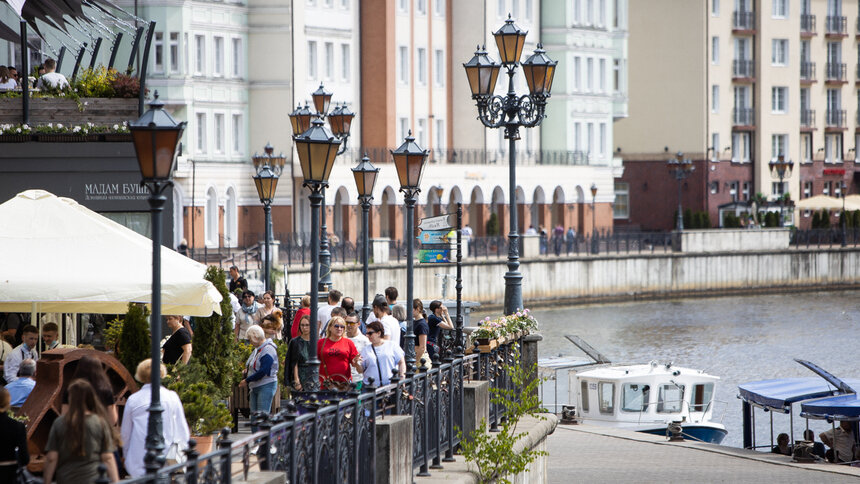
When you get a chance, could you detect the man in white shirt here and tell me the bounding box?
[36,58,69,90]
[317,289,342,330]
[4,325,38,384]
[372,296,400,349]
[345,312,370,382]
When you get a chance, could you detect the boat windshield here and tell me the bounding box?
[621,383,650,412]
[657,383,685,413]
[691,383,714,412]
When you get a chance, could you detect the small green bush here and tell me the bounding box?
[486,212,500,237]
[118,303,151,377]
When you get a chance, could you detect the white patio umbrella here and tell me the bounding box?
[0,190,222,316]
[794,195,845,210]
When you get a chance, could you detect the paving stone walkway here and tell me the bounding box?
[547,423,860,483]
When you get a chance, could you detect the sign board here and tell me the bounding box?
[418,248,450,263]
[417,229,451,244]
[418,213,454,231]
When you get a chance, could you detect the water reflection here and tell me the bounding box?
[476,290,860,448]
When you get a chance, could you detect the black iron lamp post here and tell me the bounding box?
[667,151,695,231]
[768,154,794,227]
[252,144,284,292]
[128,91,186,475]
[352,154,380,324]
[293,118,341,391]
[290,84,354,294]
[463,14,556,315]
[391,131,429,376]
[590,183,599,254]
[841,181,847,247]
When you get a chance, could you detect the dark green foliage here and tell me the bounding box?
[764,211,779,227]
[118,303,151,378]
[853,210,860,228]
[191,266,239,400]
[723,213,741,228]
[702,211,712,228]
[683,209,693,229]
[820,209,831,228]
[812,211,821,228]
[486,212,500,236]
[165,362,232,436]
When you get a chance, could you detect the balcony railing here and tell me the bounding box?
[733,107,755,126]
[732,10,755,31]
[825,62,847,82]
[800,61,816,81]
[801,109,816,127]
[801,13,816,34]
[826,109,846,128]
[826,15,847,35]
[325,147,606,167]
[732,59,755,79]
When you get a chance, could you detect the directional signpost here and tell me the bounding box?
[418,213,455,231]
[418,213,455,265]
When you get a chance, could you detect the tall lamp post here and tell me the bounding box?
[768,154,794,227]
[128,92,185,474]
[841,181,847,247]
[352,154,380,323]
[293,118,341,391]
[252,144,284,292]
[463,15,556,315]
[590,183,598,254]
[289,84,355,293]
[667,151,695,231]
[392,131,429,375]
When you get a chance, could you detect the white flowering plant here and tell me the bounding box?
[471,309,538,342]
[0,121,129,136]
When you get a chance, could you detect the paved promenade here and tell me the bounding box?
[547,423,860,483]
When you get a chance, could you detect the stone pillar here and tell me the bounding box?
[462,380,490,444]
[523,334,543,399]
[375,415,413,484]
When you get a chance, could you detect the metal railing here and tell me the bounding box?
[107,336,527,483]
[825,15,847,35]
[328,146,606,167]
[801,109,815,127]
[732,59,755,79]
[800,61,816,81]
[733,107,755,127]
[825,62,847,82]
[791,228,860,247]
[732,10,755,30]
[826,109,846,127]
[801,13,816,33]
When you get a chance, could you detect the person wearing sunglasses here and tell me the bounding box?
[318,316,362,390]
[360,321,405,387]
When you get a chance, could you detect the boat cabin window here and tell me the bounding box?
[657,384,685,413]
[621,383,650,412]
[580,381,590,413]
[690,383,714,412]
[598,381,615,414]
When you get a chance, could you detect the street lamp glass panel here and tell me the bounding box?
[294,120,341,184]
[312,83,333,116]
[391,131,429,189]
[352,155,380,198]
[288,103,313,136]
[590,183,598,198]
[463,46,501,97]
[521,44,557,96]
[253,165,279,203]
[129,92,186,180]
[493,16,528,65]
[329,104,356,138]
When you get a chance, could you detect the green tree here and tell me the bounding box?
[701,211,712,229]
[118,303,151,377]
[820,209,831,228]
[812,211,821,229]
[458,345,547,484]
[683,209,693,229]
[191,266,240,400]
[486,212,500,237]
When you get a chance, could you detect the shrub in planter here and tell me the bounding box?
[165,362,232,437]
[118,303,151,377]
[192,266,240,400]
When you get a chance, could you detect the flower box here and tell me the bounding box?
[0,97,139,126]
[34,133,88,142]
[0,134,33,142]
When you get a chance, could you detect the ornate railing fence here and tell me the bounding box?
[104,336,526,484]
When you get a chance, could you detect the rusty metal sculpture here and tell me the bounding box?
[21,348,138,459]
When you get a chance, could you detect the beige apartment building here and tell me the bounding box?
[615,0,856,230]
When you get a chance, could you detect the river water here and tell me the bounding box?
[479,290,860,448]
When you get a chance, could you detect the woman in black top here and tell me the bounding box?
[63,356,117,424]
[0,386,28,482]
[427,300,454,361]
[286,315,313,391]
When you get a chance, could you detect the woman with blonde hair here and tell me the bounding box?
[0,66,16,90]
[43,380,120,483]
[318,316,362,390]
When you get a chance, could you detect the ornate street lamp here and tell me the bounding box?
[128,91,185,474]
[391,131,429,377]
[768,154,794,227]
[252,143,283,292]
[351,154,380,323]
[294,118,341,391]
[290,84,353,293]
[463,15,556,315]
[590,183,598,255]
[667,152,695,231]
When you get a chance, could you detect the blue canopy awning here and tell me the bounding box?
[801,394,860,421]
[737,378,849,411]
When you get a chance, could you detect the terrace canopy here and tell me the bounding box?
[737,377,859,412]
[800,393,860,421]
[0,189,222,316]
